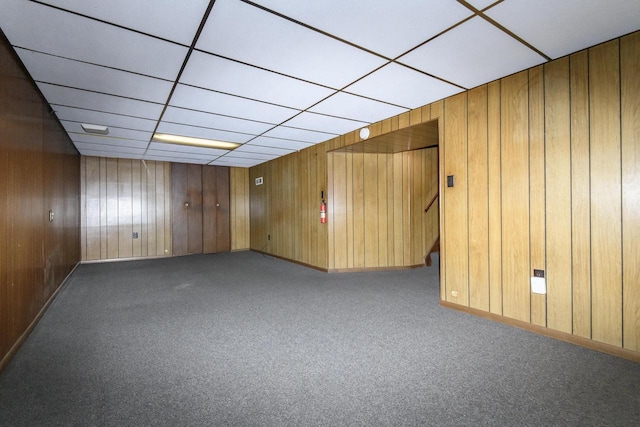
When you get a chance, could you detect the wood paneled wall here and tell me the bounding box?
[249,108,439,272]
[439,32,640,353]
[80,157,250,260]
[1,35,80,369]
[81,157,172,260]
[248,31,640,355]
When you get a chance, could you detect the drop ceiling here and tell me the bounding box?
[1,0,639,168]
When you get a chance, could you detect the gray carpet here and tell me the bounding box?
[0,251,638,426]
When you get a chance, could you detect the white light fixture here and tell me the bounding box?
[81,123,109,135]
[152,133,240,150]
[359,127,370,140]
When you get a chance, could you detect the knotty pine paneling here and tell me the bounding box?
[621,32,640,351]
[1,35,80,370]
[81,157,172,260]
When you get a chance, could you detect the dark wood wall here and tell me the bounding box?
[0,33,80,370]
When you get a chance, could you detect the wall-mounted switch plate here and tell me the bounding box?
[255,177,263,186]
[447,175,454,187]
[132,232,139,239]
[534,269,544,278]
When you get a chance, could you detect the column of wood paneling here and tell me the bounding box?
[487,81,502,315]
[146,160,157,256]
[377,153,389,267]
[132,160,142,257]
[501,71,531,322]
[569,50,592,339]
[106,158,119,259]
[545,58,572,333]
[230,167,250,251]
[364,153,379,267]
[118,159,133,258]
[443,92,469,303]
[529,66,546,327]
[84,157,101,260]
[621,32,640,351]
[467,86,490,311]
[589,40,622,347]
[410,150,423,265]
[431,100,446,299]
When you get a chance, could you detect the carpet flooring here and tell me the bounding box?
[0,251,638,426]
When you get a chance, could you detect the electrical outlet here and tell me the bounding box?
[451,290,458,297]
[132,232,139,239]
[534,269,544,278]
[268,234,271,241]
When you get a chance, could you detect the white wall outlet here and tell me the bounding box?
[255,177,263,186]
[451,290,458,298]
[531,277,546,294]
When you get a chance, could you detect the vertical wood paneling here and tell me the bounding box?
[467,86,489,311]
[146,161,157,256]
[410,150,423,265]
[589,40,622,347]
[363,153,379,267]
[431,100,446,299]
[106,158,119,259]
[443,92,469,304]
[529,66,546,327]
[377,153,389,267]
[621,32,640,351]
[545,58,572,333]
[1,36,80,368]
[333,153,348,269]
[230,167,250,251]
[487,81,502,315]
[392,152,404,266]
[570,50,592,339]
[501,71,531,322]
[132,160,142,257]
[118,159,133,258]
[352,153,365,268]
[85,157,101,260]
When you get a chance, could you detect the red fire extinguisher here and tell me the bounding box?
[320,191,327,224]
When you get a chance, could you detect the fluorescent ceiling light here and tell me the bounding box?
[81,123,109,135]
[152,133,241,150]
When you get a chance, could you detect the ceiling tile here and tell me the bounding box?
[53,106,157,132]
[143,154,211,165]
[39,83,164,119]
[196,0,387,88]
[283,112,367,135]
[170,84,300,124]
[162,106,274,135]
[263,126,336,144]
[252,0,473,58]
[73,142,146,155]
[78,149,142,159]
[147,142,229,157]
[466,0,498,11]
[232,144,294,156]
[19,49,173,103]
[486,0,640,59]
[181,51,334,109]
[309,92,408,123]
[249,137,314,151]
[399,16,547,89]
[155,122,255,144]
[37,0,210,45]
[210,157,265,168]
[69,134,149,149]
[219,151,275,161]
[61,121,152,141]
[345,63,464,109]
[0,0,188,80]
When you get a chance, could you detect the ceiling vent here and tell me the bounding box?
[81,123,109,135]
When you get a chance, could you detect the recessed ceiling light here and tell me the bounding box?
[152,133,240,150]
[81,123,109,135]
[359,127,370,140]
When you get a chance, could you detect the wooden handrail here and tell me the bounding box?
[424,193,439,212]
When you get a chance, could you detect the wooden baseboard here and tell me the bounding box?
[0,262,81,374]
[440,300,640,363]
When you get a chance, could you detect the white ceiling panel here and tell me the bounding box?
[346,63,464,108]
[196,0,387,88]
[162,106,273,136]
[78,149,142,160]
[399,16,547,89]
[53,106,157,132]
[19,50,173,103]
[0,0,187,80]
[210,157,266,167]
[155,122,255,144]
[283,112,367,135]
[181,51,334,109]
[309,92,408,123]
[38,0,210,45]
[232,144,295,156]
[219,151,275,161]
[145,150,218,162]
[486,0,640,59]
[73,142,146,155]
[263,127,336,144]
[249,137,314,151]
[253,0,473,59]
[143,154,211,165]
[466,0,499,11]
[61,121,152,141]
[40,84,164,119]
[170,84,300,124]
[147,142,232,157]
[69,134,149,149]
